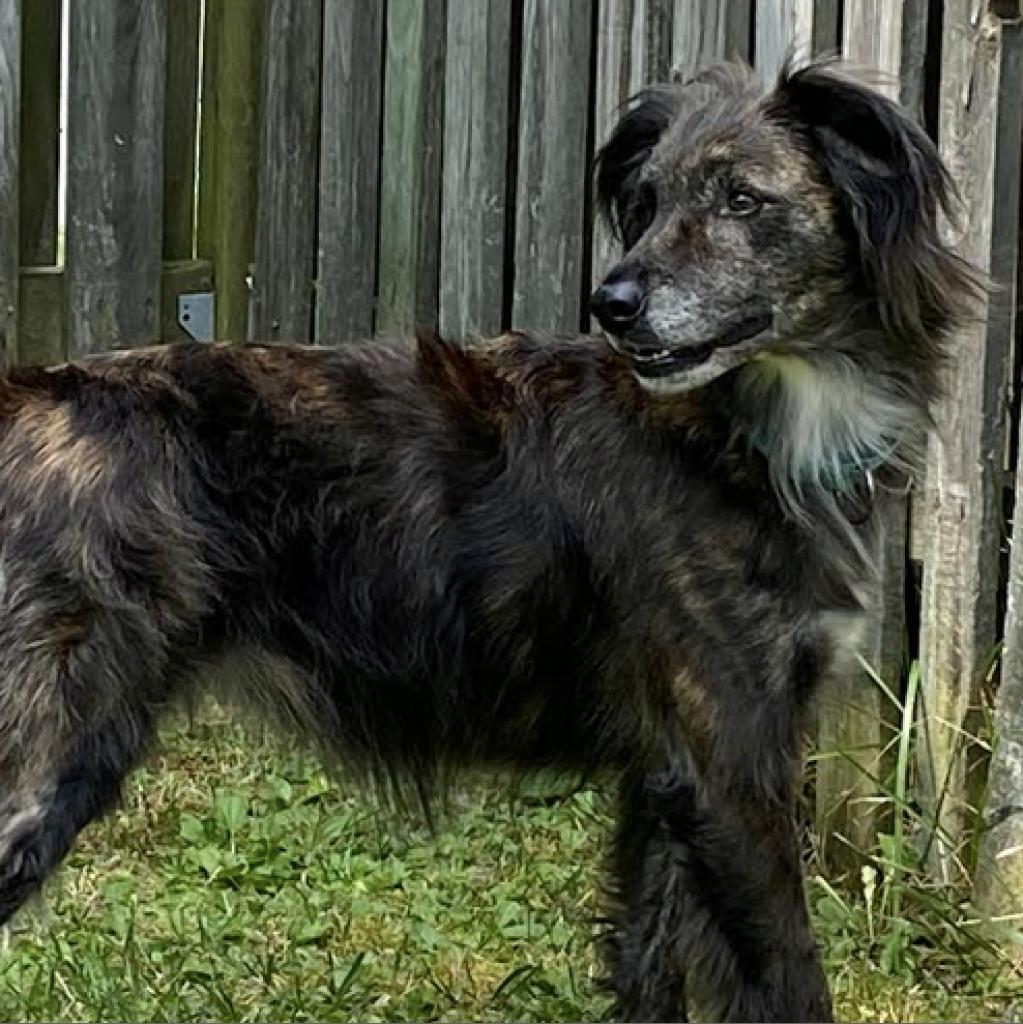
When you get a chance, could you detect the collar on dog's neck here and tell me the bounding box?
[747,427,897,495]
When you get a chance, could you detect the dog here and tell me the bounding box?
[0,59,977,1021]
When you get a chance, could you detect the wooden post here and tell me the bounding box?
[163,0,201,260]
[315,0,384,344]
[377,0,447,336]
[438,0,512,341]
[592,0,673,286]
[973,17,1023,916]
[813,0,910,874]
[0,0,18,368]
[65,2,166,356]
[754,0,812,80]
[197,0,264,343]
[18,0,57,267]
[512,0,593,335]
[672,0,750,80]
[252,0,322,343]
[918,3,1010,884]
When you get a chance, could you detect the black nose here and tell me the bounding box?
[590,278,646,331]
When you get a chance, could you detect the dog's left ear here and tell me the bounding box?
[771,61,976,337]
[595,86,680,247]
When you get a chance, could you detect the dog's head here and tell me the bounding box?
[592,59,977,396]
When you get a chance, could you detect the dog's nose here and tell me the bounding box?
[590,278,646,331]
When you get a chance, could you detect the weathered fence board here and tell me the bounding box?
[163,0,201,260]
[252,0,322,343]
[842,0,902,80]
[972,17,1023,916]
[197,0,264,343]
[65,2,166,356]
[439,0,513,341]
[813,0,909,872]
[754,0,812,79]
[592,0,673,286]
[812,0,840,55]
[18,0,57,266]
[316,0,384,344]
[672,0,750,79]
[918,3,1007,884]
[377,0,446,336]
[18,266,62,366]
[512,0,593,334]
[899,0,931,123]
[0,0,18,368]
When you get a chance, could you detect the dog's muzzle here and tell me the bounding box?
[600,310,774,381]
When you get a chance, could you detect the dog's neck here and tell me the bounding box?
[732,348,922,499]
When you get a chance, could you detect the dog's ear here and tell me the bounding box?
[771,61,979,338]
[595,87,679,248]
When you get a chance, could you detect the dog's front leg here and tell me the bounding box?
[604,770,691,1023]
[647,766,834,1023]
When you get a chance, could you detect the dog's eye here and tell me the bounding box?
[724,188,763,217]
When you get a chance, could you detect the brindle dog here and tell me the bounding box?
[0,60,976,1021]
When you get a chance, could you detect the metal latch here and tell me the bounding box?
[177,292,215,343]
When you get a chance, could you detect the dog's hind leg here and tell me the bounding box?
[0,583,201,925]
[0,603,174,925]
[0,710,156,924]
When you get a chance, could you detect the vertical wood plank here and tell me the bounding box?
[377,0,447,336]
[18,0,58,267]
[0,0,18,368]
[197,0,264,342]
[512,0,593,334]
[252,0,322,343]
[899,0,932,123]
[672,0,751,81]
[754,0,813,80]
[972,19,1023,915]
[812,0,910,872]
[843,1,903,79]
[811,0,840,56]
[439,0,512,340]
[65,2,166,356]
[315,0,384,343]
[18,267,64,365]
[163,0,201,260]
[918,2,1007,884]
[592,0,673,284]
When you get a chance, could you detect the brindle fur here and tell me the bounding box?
[0,61,977,1021]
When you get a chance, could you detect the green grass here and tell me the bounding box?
[0,708,1020,1022]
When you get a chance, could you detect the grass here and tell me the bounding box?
[0,705,1021,1022]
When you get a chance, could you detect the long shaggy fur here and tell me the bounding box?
[0,59,978,1022]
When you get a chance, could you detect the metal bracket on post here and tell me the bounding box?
[177,292,216,343]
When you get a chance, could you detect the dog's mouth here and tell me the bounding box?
[605,312,774,381]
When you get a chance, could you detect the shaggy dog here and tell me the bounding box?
[0,59,976,1021]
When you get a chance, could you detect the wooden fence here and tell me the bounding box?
[3,0,1023,912]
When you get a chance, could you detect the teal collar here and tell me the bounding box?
[747,428,898,495]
